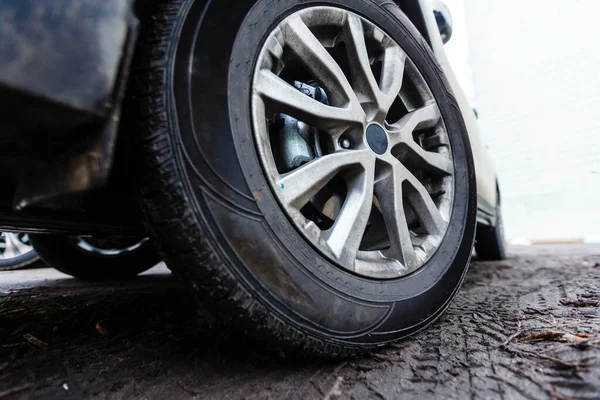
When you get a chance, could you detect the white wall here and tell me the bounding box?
[457,0,600,241]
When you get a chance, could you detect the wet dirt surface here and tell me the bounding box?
[1,245,599,399]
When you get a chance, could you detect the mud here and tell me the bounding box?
[1,245,599,399]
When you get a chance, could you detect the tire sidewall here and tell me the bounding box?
[169,0,476,341]
[0,250,39,269]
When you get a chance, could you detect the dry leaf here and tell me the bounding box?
[519,330,563,342]
[562,333,591,343]
[560,299,600,307]
[95,322,109,336]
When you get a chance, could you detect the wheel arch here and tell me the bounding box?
[393,0,433,46]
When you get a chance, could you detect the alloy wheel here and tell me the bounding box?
[0,232,35,261]
[252,6,454,278]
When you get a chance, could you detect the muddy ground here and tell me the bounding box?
[1,245,599,399]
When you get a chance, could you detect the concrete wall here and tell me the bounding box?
[460,0,600,241]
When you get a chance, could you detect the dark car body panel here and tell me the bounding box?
[0,0,132,121]
[0,0,144,234]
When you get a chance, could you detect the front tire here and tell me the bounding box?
[131,0,476,356]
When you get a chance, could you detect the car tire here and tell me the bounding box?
[0,251,39,271]
[29,235,159,280]
[131,0,477,357]
[475,199,507,261]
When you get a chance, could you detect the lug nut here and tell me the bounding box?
[340,138,351,149]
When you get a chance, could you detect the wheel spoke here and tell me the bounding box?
[379,43,406,114]
[276,150,371,209]
[2,233,31,259]
[374,164,418,270]
[397,140,453,175]
[388,103,451,175]
[255,69,363,133]
[388,103,441,137]
[283,14,361,111]
[343,15,380,108]
[401,165,446,235]
[324,159,375,267]
[343,17,406,119]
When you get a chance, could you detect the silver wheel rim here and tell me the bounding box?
[72,237,148,257]
[251,6,454,278]
[0,232,35,261]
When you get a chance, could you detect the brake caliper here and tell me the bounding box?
[274,81,328,172]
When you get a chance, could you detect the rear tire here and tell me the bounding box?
[475,203,507,261]
[131,0,477,357]
[29,235,159,281]
[0,252,38,271]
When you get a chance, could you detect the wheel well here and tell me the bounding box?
[393,0,432,46]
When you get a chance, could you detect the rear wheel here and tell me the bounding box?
[0,232,38,271]
[132,0,476,356]
[29,235,159,280]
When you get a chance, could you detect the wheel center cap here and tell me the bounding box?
[366,124,388,155]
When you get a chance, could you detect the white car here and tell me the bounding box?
[0,0,504,356]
